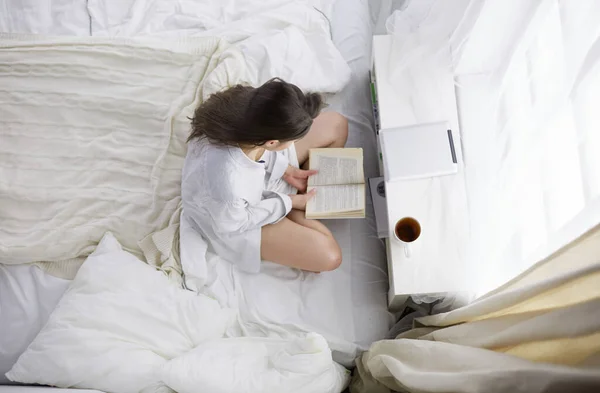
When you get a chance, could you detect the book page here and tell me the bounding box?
[308,148,364,186]
[306,184,365,214]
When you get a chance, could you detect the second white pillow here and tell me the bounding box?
[7,233,235,393]
[161,333,350,393]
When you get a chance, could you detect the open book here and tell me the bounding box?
[305,148,365,219]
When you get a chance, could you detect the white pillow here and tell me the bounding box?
[161,333,350,393]
[6,233,235,393]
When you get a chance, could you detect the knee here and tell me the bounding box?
[319,237,342,271]
[322,111,348,146]
[332,112,349,145]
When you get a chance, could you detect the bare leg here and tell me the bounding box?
[260,112,348,271]
[295,111,349,168]
[285,209,334,237]
[261,210,342,272]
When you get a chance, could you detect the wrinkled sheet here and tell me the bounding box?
[85,0,349,92]
[0,0,349,93]
[0,265,70,384]
[0,0,90,35]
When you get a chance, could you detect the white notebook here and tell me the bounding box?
[379,121,458,182]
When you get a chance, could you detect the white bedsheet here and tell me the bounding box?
[0,0,390,380]
[180,0,391,367]
[1,0,350,95]
[0,266,70,384]
[86,0,350,93]
[0,0,90,35]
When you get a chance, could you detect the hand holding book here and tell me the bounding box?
[283,166,318,193]
[289,188,317,211]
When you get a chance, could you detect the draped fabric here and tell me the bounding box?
[350,225,600,393]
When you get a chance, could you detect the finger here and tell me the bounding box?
[298,169,318,178]
[306,188,317,199]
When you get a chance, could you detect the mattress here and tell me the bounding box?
[0,0,391,382]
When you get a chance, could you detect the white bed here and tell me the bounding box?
[0,0,391,385]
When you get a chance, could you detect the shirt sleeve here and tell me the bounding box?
[264,151,289,181]
[207,191,292,235]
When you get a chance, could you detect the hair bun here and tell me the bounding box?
[303,92,324,119]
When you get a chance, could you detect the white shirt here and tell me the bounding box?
[181,138,293,273]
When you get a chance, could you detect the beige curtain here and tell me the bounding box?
[351,226,600,393]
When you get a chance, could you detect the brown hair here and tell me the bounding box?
[188,78,324,146]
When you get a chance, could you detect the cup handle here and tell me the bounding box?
[404,244,411,258]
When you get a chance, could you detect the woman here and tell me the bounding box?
[182,78,348,273]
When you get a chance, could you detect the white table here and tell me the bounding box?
[371,35,471,310]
